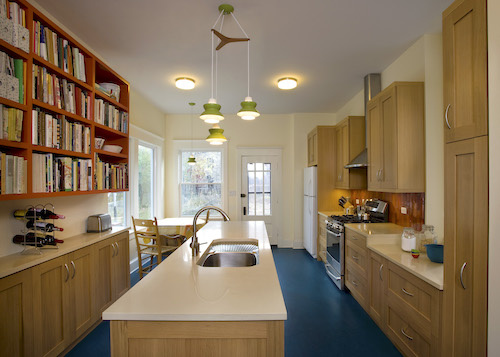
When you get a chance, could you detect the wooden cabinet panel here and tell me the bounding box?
[94,239,113,315]
[443,136,488,356]
[368,251,386,329]
[307,128,318,167]
[112,233,130,299]
[335,125,345,187]
[69,247,93,338]
[387,306,431,357]
[317,215,327,263]
[345,242,367,276]
[367,82,425,193]
[33,256,71,357]
[345,229,366,249]
[0,269,34,357]
[335,116,366,190]
[443,0,487,143]
[345,266,367,310]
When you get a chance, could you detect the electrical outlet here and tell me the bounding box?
[401,207,407,215]
[356,199,360,204]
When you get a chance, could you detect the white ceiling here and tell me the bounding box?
[34,0,453,115]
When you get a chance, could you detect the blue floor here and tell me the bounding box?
[67,248,401,357]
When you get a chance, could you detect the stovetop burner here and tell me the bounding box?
[329,214,367,224]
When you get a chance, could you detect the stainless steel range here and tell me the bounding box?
[324,199,389,289]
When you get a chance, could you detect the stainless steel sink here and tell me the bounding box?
[197,239,259,267]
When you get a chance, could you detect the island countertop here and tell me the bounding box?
[102,220,287,321]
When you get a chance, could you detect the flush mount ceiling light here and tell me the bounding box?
[175,77,195,90]
[206,124,227,145]
[277,77,298,90]
[201,4,259,123]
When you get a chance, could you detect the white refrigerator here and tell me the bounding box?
[303,167,318,258]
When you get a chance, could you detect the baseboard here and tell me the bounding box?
[130,257,139,274]
[293,240,304,249]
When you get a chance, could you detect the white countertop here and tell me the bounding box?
[0,227,129,279]
[345,223,443,290]
[102,221,287,321]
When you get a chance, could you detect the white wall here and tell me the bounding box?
[488,1,500,354]
[164,112,335,247]
[334,34,444,239]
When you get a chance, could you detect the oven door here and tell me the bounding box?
[325,227,344,289]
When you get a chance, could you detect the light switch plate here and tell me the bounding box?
[401,207,407,215]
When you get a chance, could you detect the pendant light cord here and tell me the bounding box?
[211,10,224,100]
[230,13,250,98]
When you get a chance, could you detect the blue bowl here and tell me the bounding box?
[425,244,443,263]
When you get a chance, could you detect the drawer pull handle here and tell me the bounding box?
[379,264,384,281]
[71,260,76,279]
[351,280,358,287]
[402,288,414,297]
[460,262,467,289]
[401,328,414,341]
[351,237,358,241]
[64,264,70,282]
[445,104,451,129]
[352,255,359,261]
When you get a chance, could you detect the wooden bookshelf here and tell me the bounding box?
[0,0,129,200]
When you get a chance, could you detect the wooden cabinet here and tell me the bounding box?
[366,82,425,193]
[307,126,336,211]
[317,215,327,262]
[368,251,386,329]
[345,228,369,311]
[94,232,130,315]
[335,116,367,189]
[0,269,34,357]
[386,261,442,357]
[442,0,487,143]
[442,136,488,356]
[307,128,318,167]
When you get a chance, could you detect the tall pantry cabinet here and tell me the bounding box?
[442,0,488,355]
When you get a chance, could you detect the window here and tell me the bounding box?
[138,143,155,218]
[180,150,223,216]
[108,191,127,225]
[247,162,272,216]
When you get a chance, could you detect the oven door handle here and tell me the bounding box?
[326,229,342,237]
[325,264,341,281]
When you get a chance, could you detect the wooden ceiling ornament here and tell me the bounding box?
[212,29,250,51]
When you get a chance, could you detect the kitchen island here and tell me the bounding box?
[103,220,287,357]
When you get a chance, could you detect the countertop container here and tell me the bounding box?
[425,244,444,263]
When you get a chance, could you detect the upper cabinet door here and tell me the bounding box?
[379,88,398,190]
[443,0,487,143]
[307,129,318,167]
[367,101,382,190]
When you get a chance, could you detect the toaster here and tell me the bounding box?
[87,214,112,233]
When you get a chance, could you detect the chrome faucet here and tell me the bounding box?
[191,206,230,256]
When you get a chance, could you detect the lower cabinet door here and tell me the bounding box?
[69,246,94,338]
[368,252,386,329]
[112,233,130,300]
[33,256,72,357]
[0,269,34,357]
[93,239,114,316]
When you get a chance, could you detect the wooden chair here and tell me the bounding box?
[132,217,186,279]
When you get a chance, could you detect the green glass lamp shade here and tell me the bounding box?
[200,101,224,124]
[237,98,260,120]
[206,125,227,145]
[187,155,196,165]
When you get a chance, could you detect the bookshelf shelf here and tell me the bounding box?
[0,1,129,201]
[32,146,92,158]
[94,90,128,112]
[32,99,93,125]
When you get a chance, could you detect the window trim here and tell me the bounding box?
[137,141,157,219]
[174,140,227,217]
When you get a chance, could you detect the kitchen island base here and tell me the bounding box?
[110,320,284,357]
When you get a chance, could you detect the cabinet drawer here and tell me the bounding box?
[387,262,433,322]
[345,229,366,249]
[387,305,431,357]
[345,241,367,275]
[345,265,367,308]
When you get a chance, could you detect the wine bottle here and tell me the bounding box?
[13,208,65,220]
[26,221,64,232]
[12,234,63,246]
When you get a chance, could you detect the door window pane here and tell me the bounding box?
[246,162,271,216]
[138,145,154,219]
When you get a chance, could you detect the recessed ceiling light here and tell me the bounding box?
[277,77,298,90]
[175,77,196,90]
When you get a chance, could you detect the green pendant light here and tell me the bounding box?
[206,124,227,145]
[200,98,224,124]
[187,155,196,165]
[237,96,260,120]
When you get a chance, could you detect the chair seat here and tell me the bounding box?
[140,245,177,256]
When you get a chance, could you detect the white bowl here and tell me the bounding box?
[103,145,123,153]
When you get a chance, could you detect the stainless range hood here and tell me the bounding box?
[344,74,381,169]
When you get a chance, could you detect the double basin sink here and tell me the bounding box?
[197,239,259,267]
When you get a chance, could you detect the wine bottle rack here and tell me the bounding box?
[16,203,59,255]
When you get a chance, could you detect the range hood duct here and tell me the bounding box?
[344,73,381,169]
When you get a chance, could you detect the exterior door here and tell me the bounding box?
[241,155,280,244]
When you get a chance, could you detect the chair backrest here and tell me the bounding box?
[132,217,161,251]
[205,210,210,222]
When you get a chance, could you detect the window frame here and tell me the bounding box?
[137,140,157,219]
[175,140,227,217]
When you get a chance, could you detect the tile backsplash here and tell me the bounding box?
[349,190,425,230]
